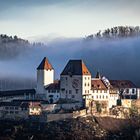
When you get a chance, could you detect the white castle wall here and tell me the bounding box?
[37,69,54,94]
[60,75,83,103]
[82,75,91,97]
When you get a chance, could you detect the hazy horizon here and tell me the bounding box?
[0,0,140,40]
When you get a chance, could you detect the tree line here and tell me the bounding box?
[86,26,140,40]
[0,34,45,59]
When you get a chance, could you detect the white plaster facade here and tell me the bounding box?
[137,88,140,99]
[60,75,82,102]
[45,90,60,103]
[37,69,54,94]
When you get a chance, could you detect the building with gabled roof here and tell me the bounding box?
[110,80,137,99]
[60,60,91,108]
[0,89,35,102]
[1,56,139,118]
[36,57,54,98]
[90,74,110,110]
[45,80,60,103]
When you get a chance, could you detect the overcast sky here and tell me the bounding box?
[0,0,140,40]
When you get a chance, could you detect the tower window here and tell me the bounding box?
[72,95,75,98]
[69,90,72,94]
[76,89,78,94]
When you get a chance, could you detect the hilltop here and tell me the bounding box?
[0,116,140,140]
[0,34,45,59]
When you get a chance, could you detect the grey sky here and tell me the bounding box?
[0,0,140,40]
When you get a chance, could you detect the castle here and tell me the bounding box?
[35,57,138,109]
[0,57,139,120]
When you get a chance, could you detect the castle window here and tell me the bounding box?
[15,111,18,114]
[69,90,72,94]
[126,89,129,93]
[85,90,86,93]
[5,107,9,110]
[88,77,90,80]
[96,95,98,99]
[15,107,18,110]
[66,77,68,80]
[10,107,14,110]
[85,77,86,80]
[106,96,108,99]
[72,95,75,98]
[88,83,90,86]
[76,89,78,94]
[85,83,86,86]
[103,95,104,99]
[132,89,135,94]
[10,111,14,114]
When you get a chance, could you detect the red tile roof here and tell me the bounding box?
[45,80,60,90]
[110,80,136,88]
[37,57,53,70]
[91,79,108,90]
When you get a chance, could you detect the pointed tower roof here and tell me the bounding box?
[61,60,91,75]
[95,71,101,79]
[37,57,53,70]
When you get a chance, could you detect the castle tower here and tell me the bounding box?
[37,57,54,95]
[60,60,91,107]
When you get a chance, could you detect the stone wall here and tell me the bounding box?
[47,109,87,122]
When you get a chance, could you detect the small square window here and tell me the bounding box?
[72,95,75,98]
[76,89,78,94]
